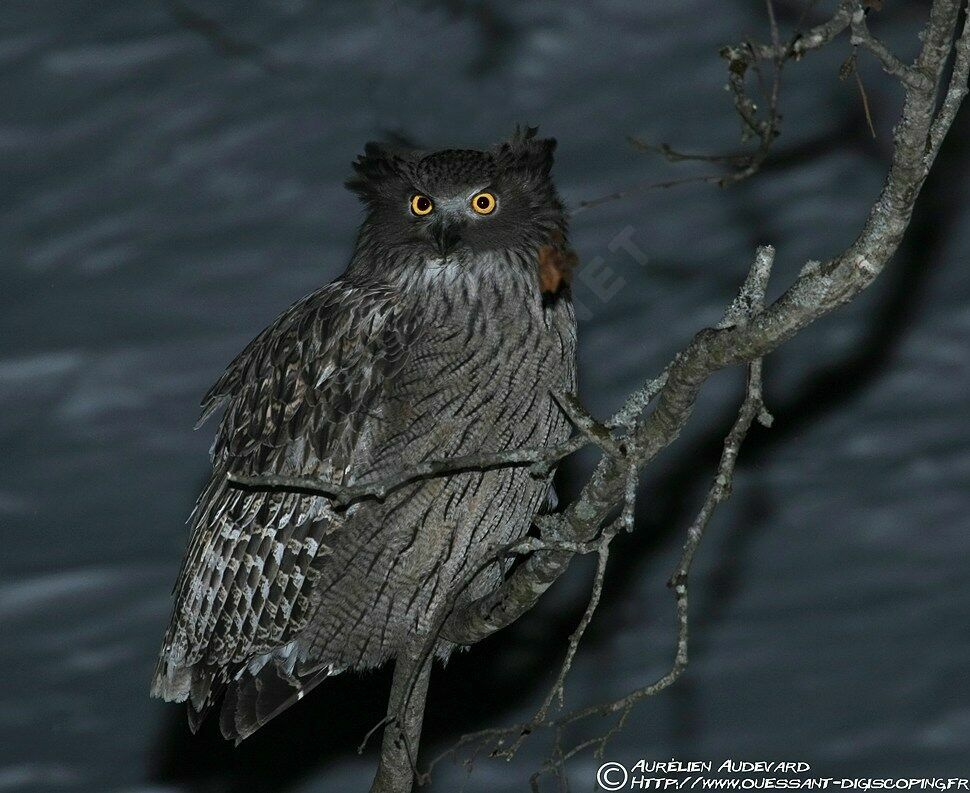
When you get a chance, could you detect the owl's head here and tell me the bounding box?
[346,127,566,265]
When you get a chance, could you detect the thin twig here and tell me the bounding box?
[855,68,878,138]
[627,138,751,166]
[849,5,925,88]
[228,436,587,504]
[582,2,789,211]
[539,354,768,777]
[840,50,878,138]
[498,539,612,760]
[574,173,728,212]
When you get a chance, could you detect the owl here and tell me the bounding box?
[151,127,578,741]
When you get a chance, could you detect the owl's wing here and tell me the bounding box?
[151,279,419,730]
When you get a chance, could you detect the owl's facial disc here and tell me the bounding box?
[411,188,500,257]
[346,133,565,271]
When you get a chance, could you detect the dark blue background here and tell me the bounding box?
[2,1,968,790]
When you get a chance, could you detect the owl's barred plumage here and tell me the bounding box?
[152,128,578,741]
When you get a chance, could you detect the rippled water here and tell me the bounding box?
[2,1,968,791]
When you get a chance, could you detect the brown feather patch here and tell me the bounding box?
[537,242,578,296]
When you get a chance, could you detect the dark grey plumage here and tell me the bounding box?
[151,128,577,741]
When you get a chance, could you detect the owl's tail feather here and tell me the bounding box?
[153,643,341,741]
[151,653,228,734]
[150,656,194,703]
[219,662,336,745]
[183,665,231,734]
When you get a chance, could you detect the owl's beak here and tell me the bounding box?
[429,219,463,257]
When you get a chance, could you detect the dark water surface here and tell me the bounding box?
[2,1,968,791]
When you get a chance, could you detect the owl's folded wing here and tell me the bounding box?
[151,279,419,728]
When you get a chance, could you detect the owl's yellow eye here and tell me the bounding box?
[410,194,434,216]
[471,191,497,215]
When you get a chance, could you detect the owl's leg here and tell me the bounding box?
[369,640,433,793]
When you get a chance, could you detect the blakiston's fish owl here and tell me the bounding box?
[151,128,577,741]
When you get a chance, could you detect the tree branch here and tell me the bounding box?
[369,644,433,793]
[422,351,769,784]
[445,0,968,652]
[929,2,970,157]
[849,6,924,88]
[580,0,857,212]
[227,437,587,505]
[415,1,970,785]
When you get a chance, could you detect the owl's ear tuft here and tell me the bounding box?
[495,126,556,176]
[345,142,411,202]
